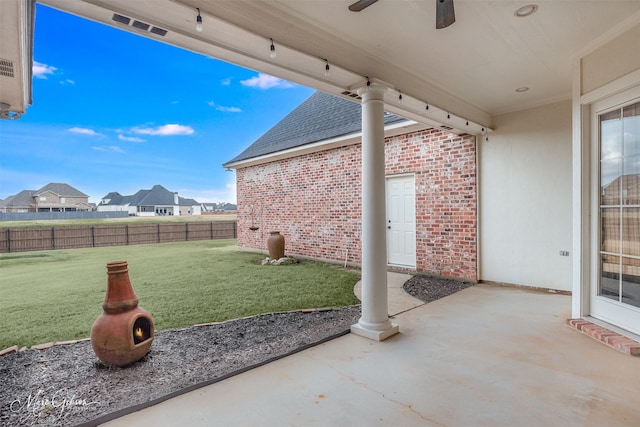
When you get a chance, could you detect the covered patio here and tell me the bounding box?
[102,281,640,426]
[1,1,639,424]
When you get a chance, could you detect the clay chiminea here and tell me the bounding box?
[91,261,154,367]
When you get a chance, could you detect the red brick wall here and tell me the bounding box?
[236,128,477,280]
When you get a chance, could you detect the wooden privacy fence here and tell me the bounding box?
[0,221,237,253]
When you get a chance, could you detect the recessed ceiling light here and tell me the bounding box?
[516,87,530,93]
[515,4,538,18]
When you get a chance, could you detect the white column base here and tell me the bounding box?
[351,322,399,341]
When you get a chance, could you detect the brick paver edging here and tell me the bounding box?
[567,318,640,356]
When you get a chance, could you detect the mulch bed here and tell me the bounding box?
[403,274,475,303]
[0,275,472,427]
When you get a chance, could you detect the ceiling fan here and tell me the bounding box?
[349,0,455,29]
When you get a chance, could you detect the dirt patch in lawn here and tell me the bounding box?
[0,274,473,426]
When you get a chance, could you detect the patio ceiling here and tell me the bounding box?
[5,0,640,131]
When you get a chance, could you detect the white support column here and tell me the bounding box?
[351,84,399,341]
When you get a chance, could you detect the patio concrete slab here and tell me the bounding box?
[102,284,640,427]
[353,271,424,315]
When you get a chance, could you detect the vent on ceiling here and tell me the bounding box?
[111,14,167,37]
[341,90,362,100]
[132,20,150,31]
[150,27,167,36]
[0,59,15,78]
[112,14,130,25]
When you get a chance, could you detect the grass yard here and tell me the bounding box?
[0,239,360,349]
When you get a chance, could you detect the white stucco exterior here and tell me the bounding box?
[479,101,573,291]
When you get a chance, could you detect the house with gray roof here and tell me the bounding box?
[224,91,478,279]
[97,185,201,216]
[0,183,91,212]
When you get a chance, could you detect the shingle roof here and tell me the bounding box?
[224,91,406,165]
[35,183,88,197]
[99,185,199,206]
[0,190,35,208]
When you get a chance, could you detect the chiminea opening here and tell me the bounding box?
[132,316,152,345]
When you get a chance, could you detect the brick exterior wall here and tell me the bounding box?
[236,128,477,280]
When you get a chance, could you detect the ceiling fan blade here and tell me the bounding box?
[349,0,379,12]
[436,0,455,29]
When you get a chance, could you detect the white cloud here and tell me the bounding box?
[207,101,242,113]
[217,106,242,113]
[118,134,146,143]
[69,127,102,136]
[221,78,231,86]
[240,73,294,90]
[60,79,75,85]
[33,61,57,79]
[132,124,195,136]
[92,145,125,153]
[179,175,237,204]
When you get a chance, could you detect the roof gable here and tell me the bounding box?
[0,190,35,208]
[35,183,88,198]
[226,91,405,164]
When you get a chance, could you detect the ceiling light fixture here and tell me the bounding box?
[516,86,530,92]
[514,4,538,17]
[425,104,429,110]
[398,91,403,103]
[195,8,203,32]
[324,59,330,77]
[270,39,276,59]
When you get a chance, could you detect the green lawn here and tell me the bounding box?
[0,213,236,228]
[0,239,360,349]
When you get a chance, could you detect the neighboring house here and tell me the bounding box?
[0,183,91,212]
[97,185,201,216]
[202,202,237,212]
[224,92,477,279]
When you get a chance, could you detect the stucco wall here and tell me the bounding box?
[479,100,573,291]
[236,129,477,279]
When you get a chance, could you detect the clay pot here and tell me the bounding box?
[91,261,154,367]
[267,231,285,259]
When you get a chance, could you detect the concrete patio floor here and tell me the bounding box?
[103,280,640,427]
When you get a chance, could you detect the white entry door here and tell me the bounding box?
[590,86,640,336]
[386,175,416,268]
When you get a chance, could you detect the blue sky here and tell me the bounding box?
[0,4,314,204]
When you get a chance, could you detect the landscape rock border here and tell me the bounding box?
[1,274,475,427]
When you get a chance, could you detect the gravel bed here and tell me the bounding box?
[0,307,360,427]
[1,274,473,427]
[403,274,475,303]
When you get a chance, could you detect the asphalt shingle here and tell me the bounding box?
[225,91,405,164]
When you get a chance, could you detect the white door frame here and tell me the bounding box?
[587,85,640,335]
[385,174,416,268]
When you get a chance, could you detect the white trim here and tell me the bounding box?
[225,120,426,169]
[572,10,640,61]
[587,85,640,335]
[581,69,640,105]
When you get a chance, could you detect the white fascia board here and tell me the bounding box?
[225,120,426,169]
